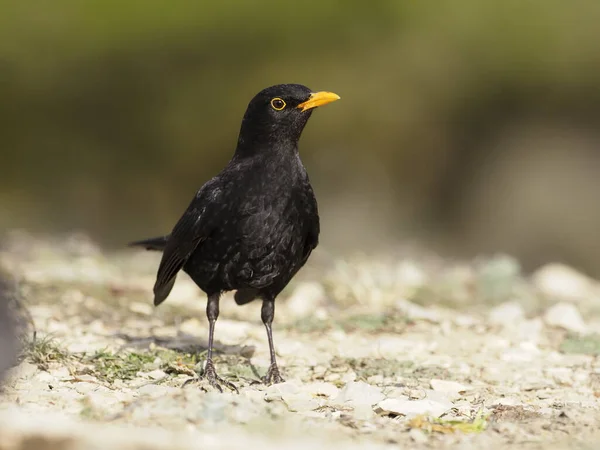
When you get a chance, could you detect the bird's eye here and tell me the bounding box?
[270,98,286,111]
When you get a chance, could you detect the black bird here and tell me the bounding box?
[130,84,339,391]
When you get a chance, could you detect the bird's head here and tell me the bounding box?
[236,84,340,154]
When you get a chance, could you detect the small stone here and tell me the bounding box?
[409,428,429,444]
[137,384,177,398]
[4,361,38,383]
[179,318,205,336]
[35,371,58,383]
[151,326,178,338]
[501,342,541,362]
[145,369,167,381]
[367,375,384,385]
[341,371,357,383]
[213,320,251,344]
[453,314,480,327]
[285,282,326,319]
[545,367,574,385]
[74,382,99,394]
[264,381,300,402]
[544,302,587,333]
[129,302,153,315]
[490,397,521,406]
[488,301,525,325]
[301,382,339,399]
[516,318,544,343]
[533,263,593,301]
[199,392,228,422]
[407,389,426,400]
[239,345,255,358]
[537,390,552,399]
[333,381,385,407]
[76,374,98,383]
[85,390,122,408]
[395,298,440,322]
[396,261,427,292]
[242,388,265,402]
[376,397,452,418]
[353,403,375,421]
[430,379,470,394]
[324,373,341,382]
[282,394,320,412]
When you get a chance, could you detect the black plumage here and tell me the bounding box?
[130,84,340,391]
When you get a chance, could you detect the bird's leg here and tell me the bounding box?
[261,299,285,385]
[200,293,238,393]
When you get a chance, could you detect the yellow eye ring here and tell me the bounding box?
[270,98,286,111]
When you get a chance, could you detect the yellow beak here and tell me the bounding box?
[297,91,341,112]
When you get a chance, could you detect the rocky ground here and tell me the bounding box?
[1,232,600,449]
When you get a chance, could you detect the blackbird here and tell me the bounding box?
[129,84,339,391]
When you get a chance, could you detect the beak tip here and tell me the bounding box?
[298,91,341,111]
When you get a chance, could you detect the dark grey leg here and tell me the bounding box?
[201,293,238,393]
[262,299,285,385]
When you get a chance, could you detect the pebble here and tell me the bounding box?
[543,302,587,333]
[353,403,375,420]
[128,302,153,315]
[533,263,593,301]
[430,379,470,395]
[341,371,357,383]
[264,381,324,413]
[490,396,521,406]
[264,381,300,402]
[178,318,205,336]
[35,371,57,383]
[285,282,326,319]
[407,389,426,400]
[74,382,99,394]
[5,362,38,383]
[137,384,177,398]
[375,397,452,418]
[301,382,339,399]
[501,342,541,363]
[145,370,167,381]
[395,298,440,322]
[333,381,385,407]
[545,367,573,385]
[515,318,544,344]
[282,395,320,413]
[488,301,525,325]
[86,390,123,408]
[409,428,429,444]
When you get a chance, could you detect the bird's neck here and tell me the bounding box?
[234,134,299,159]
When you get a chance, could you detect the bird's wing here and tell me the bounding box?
[153,185,221,305]
[301,184,320,263]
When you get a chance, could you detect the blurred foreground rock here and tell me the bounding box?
[0,272,22,384]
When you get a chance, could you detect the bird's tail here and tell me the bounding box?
[128,235,169,251]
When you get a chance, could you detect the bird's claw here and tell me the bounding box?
[263,363,285,385]
[204,360,239,393]
[183,359,238,393]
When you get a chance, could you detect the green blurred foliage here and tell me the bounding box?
[2,1,600,272]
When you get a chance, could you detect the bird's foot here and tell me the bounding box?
[183,359,238,393]
[204,359,239,393]
[263,363,285,385]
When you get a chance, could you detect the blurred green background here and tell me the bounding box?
[2,0,600,274]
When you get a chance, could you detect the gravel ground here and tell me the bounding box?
[1,232,600,449]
